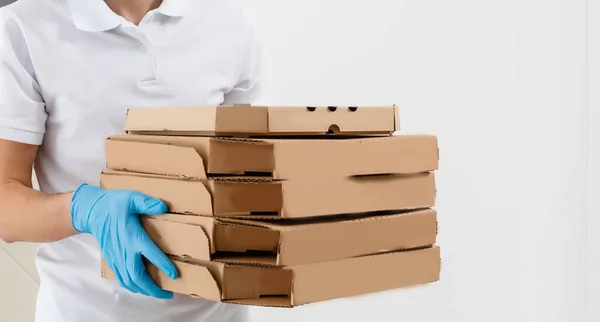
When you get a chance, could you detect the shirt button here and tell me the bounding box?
[140,45,148,53]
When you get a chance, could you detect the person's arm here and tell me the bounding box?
[0,12,74,243]
[0,139,75,243]
[0,138,178,300]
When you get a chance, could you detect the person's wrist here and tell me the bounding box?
[70,184,107,234]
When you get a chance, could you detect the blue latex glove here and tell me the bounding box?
[70,183,178,299]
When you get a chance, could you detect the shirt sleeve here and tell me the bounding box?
[222,15,269,106]
[0,11,47,145]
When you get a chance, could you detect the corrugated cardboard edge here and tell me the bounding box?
[226,297,294,308]
[141,215,215,260]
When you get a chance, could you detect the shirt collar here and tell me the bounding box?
[155,0,194,17]
[69,0,194,32]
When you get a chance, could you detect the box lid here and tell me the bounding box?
[123,105,400,137]
[105,134,439,179]
[100,170,437,219]
[101,247,441,307]
[140,208,438,266]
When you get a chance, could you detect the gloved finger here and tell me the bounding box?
[111,262,146,296]
[129,192,168,215]
[128,253,174,300]
[140,237,178,280]
[123,267,150,297]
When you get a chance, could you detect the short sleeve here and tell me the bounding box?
[222,14,269,105]
[0,11,47,145]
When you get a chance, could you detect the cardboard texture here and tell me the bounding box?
[123,105,400,136]
[101,246,441,307]
[105,134,439,180]
[100,170,436,219]
[140,208,437,266]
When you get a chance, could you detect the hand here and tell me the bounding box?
[70,184,178,299]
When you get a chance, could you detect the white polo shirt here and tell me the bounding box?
[0,0,263,321]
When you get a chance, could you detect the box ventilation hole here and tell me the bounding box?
[327,124,340,134]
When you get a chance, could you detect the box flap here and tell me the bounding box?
[149,259,222,301]
[136,256,292,301]
[140,214,282,264]
[124,105,398,136]
[101,257,222,301]
[106,139,208,179]
[141,216,214,260]
[213,222,281,253]
[290,246,441,306]
[100,170,214,216]
[108,134,214,157]
[210,179,283,216]
[209,138,275,175]
[221,266,292,300]
[108,134,276,177]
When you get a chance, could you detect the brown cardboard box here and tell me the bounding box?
[100,171,436,219]
[105,134,439,180]
[101,246,440,307]
[123,105,400,136]
[140,208,437,266]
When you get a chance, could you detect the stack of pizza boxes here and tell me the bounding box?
[100,104,440,307]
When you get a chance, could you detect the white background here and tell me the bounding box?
[1,0,598,322]
[244,0,597,321]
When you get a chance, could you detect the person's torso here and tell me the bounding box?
[6,0,253,320]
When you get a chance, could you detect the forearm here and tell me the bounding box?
[0,179,76,243]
